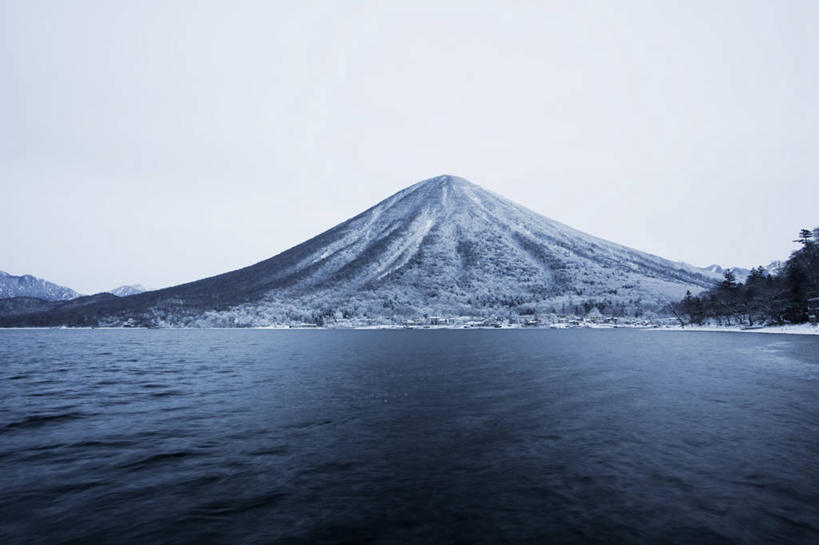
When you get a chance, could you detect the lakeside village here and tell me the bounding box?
[285,309,678,329]
[280,313,819,333]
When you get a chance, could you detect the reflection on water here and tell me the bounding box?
[1,329,818,544]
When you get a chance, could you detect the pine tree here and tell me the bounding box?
[720,269,738,289]
[795,229,814,246]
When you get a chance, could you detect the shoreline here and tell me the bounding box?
[1,324,817,335]
[650,324,819,336]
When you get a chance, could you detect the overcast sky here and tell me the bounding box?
[2,0,817,294]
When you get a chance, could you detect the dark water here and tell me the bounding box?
[1,330,818,544]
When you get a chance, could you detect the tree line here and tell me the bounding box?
[670,227,819,326]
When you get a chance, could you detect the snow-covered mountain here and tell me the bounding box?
[109,284,148,297]
[701,261,784,282]
[0,271,80,301]
[702,264,734,276]
[701,264,752,281]
[1,175,722,327]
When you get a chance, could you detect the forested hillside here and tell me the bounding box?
[670,228,819,326]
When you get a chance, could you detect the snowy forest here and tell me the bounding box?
[669,228,819,326]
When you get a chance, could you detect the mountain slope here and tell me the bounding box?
[0,297,59,317]
[0,271,81,301]
[0,293,121,318]
[1,175,720,327]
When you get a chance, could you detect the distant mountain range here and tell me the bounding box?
[0,272,148,318]
[0,271,81,301]
[0,272,148,301]
[1,175,734,327]
[700,262,784,282]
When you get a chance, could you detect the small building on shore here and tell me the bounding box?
[808,296,819,324]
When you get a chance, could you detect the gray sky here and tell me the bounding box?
[2,0,817,294]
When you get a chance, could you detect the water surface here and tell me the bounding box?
[1,329,818,544]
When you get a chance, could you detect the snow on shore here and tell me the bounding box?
[655,323,819,336]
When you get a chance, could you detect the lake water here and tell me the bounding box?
[1,329,818,544]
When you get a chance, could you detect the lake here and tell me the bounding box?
[1,329,818,544]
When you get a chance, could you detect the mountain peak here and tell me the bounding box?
[410,174,475,194]
[422,174,471,185]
